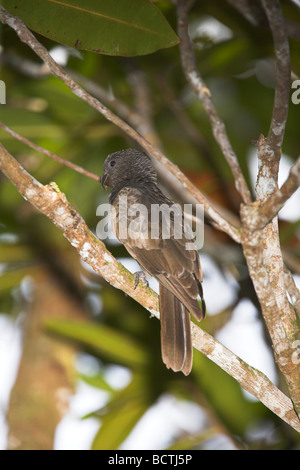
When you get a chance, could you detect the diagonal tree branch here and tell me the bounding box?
[0,141,299,433]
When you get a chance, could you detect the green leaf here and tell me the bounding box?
[0,243,33,263]
[80,372,115,393]
[44,318,148,367]
[3,0,179,56]
[92,398,147,449]
[92,374,151,449]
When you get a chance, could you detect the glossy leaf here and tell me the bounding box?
[92,375,151,450]
[3,0,179,56]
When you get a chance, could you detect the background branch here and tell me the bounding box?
[0,121,100,181]
[256,0,291,191]
[227,0,300,42]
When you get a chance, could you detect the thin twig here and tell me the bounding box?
[69,68,148,137]
[0,6,241,243]
[0,141,299,433]
[227,0,300,42]
[0,49,160,147]
[0,49,148,131]
[125,63,162,148]
[0,49,50,77]
[175,0,252,205]
[0,121,100,181]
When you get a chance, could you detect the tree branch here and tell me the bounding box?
[248,154,300,229]
[227,0,300,43]
[0,49,158,142]
[0,142,299,432]
[241,205,300,418]
[0,121,100,181]
[175,0,252,205]
[261,0,291,152]
[256,0,291,197]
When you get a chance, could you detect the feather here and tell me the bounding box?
[101,149,206,375]
[159,284,192,376]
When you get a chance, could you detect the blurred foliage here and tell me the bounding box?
[0,0,300,450]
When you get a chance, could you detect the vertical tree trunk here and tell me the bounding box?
[6,268,83,450]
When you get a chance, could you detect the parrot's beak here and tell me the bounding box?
[101,172,111,190]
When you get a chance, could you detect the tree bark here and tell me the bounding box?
[6,269,83,450]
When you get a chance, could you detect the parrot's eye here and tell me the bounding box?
[110,160,116,168]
